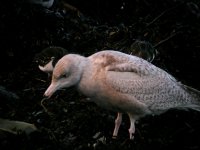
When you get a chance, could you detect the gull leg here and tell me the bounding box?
[128,114,136,140]
[112,112,122,138]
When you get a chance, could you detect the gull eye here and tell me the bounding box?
[61,74,67,78]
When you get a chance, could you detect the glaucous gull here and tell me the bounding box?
[44,50,200,139]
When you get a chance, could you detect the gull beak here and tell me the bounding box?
[44,83,57,98]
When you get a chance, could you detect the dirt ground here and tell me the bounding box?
[1,0,200,149]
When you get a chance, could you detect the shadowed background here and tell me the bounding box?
[0,0,200,149]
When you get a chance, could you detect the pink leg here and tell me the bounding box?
[112,112,122,138]
[128,114,136,140]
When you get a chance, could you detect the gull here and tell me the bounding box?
[44,50,200,139]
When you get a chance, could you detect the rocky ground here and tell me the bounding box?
[0,0,200,149]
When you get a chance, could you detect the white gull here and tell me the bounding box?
[44,50,200,139]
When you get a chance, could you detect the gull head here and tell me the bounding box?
[44,54,85,98]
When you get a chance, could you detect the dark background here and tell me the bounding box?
[0,0,200,149]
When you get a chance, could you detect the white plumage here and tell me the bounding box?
[44,50,200,139]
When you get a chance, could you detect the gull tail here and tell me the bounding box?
[177,83,200,112]
[181,84,200,99]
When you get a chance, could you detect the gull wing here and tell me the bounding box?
[105,62,161,95]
